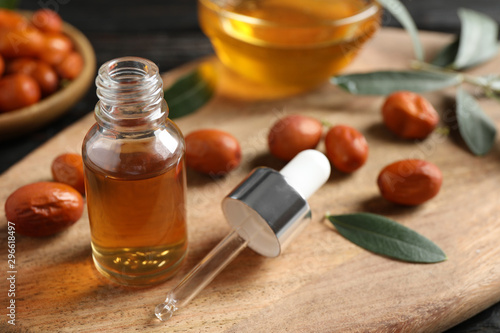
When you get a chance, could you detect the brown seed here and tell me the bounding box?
[0,54,4,77]
[5,57,38,75]
[55,51,83,80]
[7,58,59,96]
[325,125,368,173]
[268,115,323,161]
[185,129,241,176]
[31,61,59,96]
[39,32,73,66]
[4,182,84,237]
[382,91,439,140]
[0,25,44,58]
[0,9,30,30]
[0,73,41,112]
[51,153,85,195]
[31,9,63,34]
[377,159,442,205]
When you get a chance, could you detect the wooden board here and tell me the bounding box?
[2,28,500,332]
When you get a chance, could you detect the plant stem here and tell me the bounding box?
[410,60,464,83]
[410,60,500,94]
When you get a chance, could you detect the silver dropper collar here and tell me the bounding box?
[222,167,311,257]
[221,149,331,258]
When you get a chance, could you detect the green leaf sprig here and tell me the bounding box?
[332,70,461,95]
[326,213,447,263]
[456,87,497,155]
[376,0,424,61]
[448,9,499,70]
[163,64,216,119]
[331,4,499,156]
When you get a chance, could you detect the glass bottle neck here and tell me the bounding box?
[95,57,167,132]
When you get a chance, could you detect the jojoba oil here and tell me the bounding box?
[82,57,188,286]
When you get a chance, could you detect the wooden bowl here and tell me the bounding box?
[0,19,96,141]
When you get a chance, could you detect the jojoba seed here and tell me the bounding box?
[325,125,368,173]
[5,57,38,75]
[55,51,83,80]
[31,61,59,96]
[185,129,241,175]
[377,159,442,205]
[0,9,29,30]
[32,9,63,34]
[0,73,41,112]
[5,182,84,237]
[382,91,439,140]
[39,32,73,66]
[0,54,4,77]
[0,25,44,58]
[51,153,85,195]
[268,115,323,161]
[7,58,59,96]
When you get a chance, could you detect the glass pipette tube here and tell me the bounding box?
[155,229,248,321]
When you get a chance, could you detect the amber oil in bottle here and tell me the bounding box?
[82,57,187,286]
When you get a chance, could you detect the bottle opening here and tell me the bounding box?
[95,57,167,129]
[103,58,157,86]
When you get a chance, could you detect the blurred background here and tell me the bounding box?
[2,1,500,330]
[2,0,499,173]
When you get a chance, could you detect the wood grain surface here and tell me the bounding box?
[1,28,500,332]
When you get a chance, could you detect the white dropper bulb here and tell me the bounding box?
[280,149,331,199]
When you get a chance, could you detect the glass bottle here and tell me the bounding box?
[82,57,187,286]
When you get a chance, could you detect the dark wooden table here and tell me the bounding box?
[2,1,500,331]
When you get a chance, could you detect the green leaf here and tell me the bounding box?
[164,66,215,119]
[456,88,497,155]
[0,0,18,9]
[377,0,424,61]
[331,71,461,95]
[431,38,460,68]
[453,8,499,69]
[326,213,447,263]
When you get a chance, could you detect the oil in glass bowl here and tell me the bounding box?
[198,0,381,92]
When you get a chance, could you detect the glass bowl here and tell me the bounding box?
[198,0,381,93]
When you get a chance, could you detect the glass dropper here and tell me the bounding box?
[155,230,247,320]
[155,149,331,321]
